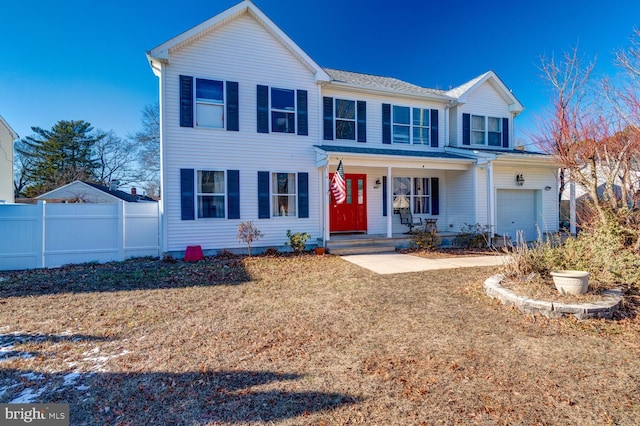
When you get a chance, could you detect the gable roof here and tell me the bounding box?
[325,68,453,101]
[446,70,524,115]
[37,181,156,203]
[0,114,18,140]
[147,0,330,83]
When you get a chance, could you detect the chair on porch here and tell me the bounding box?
[398,208,422,233]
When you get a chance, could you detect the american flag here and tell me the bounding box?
[330,160,346,204]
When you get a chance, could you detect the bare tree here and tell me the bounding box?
[535,39,640,245]
[129,103,160,196]
[93,130,142,188]
[535,46,596,207]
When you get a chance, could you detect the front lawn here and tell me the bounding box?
[1,255,639,424]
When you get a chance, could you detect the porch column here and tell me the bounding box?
[569,179,577,235]
[386,166,392,238]
[487,162,495,241]
[323,165,330,243]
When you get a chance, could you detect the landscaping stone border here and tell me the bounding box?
[484,274,623,320]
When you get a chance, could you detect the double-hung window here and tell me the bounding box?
[471,115,486,145]
[392,106,431,145]
[413,108,430,145]
[197,170,225,218]
[471,115,502,146]
[392,106,410,144]
[272,172,297,217]
[195,78,224,128]
[335,99,356,140]
[392,177,431,214]
[487,117,502,146]
[271,88,295,133]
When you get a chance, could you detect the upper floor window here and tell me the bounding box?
[392,106,431,144]
[196,79,224,128]
[336,99,357,140]
[472,115,502,147]
[179,75,239,131]
[323,97,367,142]
[271,88,295,133]
[197,170,225,218]
[257,85,308,135]
[383,104,437,147]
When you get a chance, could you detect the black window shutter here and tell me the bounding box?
[179,75,194,128]
[502,117,510,148]
[431,178,440,215]
[226,81,239,131]
[357,101,367,143]
[430,109,439,148]
[257,85,269,133]
[382,103,391,144]
[180,168,195,220]
[227,170,240,219]
[382,176,387,216]
[297,172,309,218]
[462,113,471,146]
[297,90,308,136]
[258,171,270,219]
[323,97,333,140]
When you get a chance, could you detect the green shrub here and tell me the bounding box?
[286,230,311,254]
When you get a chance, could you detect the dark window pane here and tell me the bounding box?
[335,99,355,119]
[271,88,295,111]
[336,120,355,140]
[196,79,223,103]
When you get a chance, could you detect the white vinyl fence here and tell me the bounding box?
[0,201,160,271]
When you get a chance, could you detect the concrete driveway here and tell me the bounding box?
[341,253,507,275]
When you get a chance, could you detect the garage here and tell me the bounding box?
[496,189,539,241]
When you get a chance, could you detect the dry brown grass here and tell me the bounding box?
[1,254,639,425]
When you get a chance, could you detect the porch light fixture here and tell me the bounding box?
[516,174,525,186]
[374,178,381,189]
[545,186,552,191]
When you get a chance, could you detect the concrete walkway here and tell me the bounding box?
[341,253,507,275]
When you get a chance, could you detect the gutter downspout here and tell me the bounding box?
[487,161,495,243]
[387,166,392,238]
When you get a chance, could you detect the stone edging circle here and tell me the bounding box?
[484,274,623,320]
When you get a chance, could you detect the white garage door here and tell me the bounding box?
[496,190,538,241]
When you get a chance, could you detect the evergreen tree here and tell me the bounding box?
[16,120,104,196]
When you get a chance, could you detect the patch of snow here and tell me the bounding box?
[10,386,48,403]
[62,372,81,387]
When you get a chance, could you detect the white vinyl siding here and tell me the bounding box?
[161,14,320,252]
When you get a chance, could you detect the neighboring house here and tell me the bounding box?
[0,115,18,204]
[146,0,558,255]
[37,181,157,204]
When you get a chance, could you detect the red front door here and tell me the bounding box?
[330,174,367,233]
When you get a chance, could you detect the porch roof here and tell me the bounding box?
[315,145,475,169]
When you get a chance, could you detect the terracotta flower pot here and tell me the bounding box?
[314,247,326,255]
[550,270,589,295]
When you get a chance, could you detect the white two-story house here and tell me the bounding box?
[147,0,558,256]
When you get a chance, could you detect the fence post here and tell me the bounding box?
[37,200,46,268]
[118,200,125,261]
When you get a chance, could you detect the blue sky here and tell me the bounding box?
[1,0,639,146]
